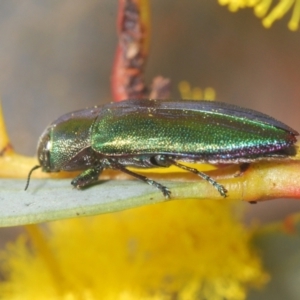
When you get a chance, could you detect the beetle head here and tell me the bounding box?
[25,106,102,190]
[37,126,57,172]
[25,126,54,191]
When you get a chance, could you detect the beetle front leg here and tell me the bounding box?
[71,165,104,189]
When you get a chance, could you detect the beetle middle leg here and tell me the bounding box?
[154,155,227,198]
[108,159,171,199]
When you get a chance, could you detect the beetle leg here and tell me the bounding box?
[158,156,227,198]
[71,165,104,189]
[109,160,171,199]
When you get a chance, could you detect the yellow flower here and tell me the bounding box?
[218,0,300,31]
[178,81,216,100]
[0,199,268,299]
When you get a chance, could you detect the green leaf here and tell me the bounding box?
[0,178,206,227]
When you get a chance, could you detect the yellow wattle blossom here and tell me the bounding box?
[0,199,268,299]
[218,0,300,31]
[178,81,216,100]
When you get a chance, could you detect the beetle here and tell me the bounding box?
[25,99,298,198]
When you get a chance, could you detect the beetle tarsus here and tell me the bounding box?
[147,178,171,199]
[216,185,228,198]
[162,187,171,199]
[148,180,171,199]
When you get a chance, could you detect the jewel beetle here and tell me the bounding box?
[26,99,298,198]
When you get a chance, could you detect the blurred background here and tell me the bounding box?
[0,0,300,237]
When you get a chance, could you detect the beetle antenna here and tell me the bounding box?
[25,165,41,191]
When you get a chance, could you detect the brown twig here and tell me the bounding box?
[111,0,148,101]
[111,0,171,101]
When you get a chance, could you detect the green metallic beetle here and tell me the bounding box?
[26,99,298,198]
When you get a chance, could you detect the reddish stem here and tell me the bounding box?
[111,0,148,101]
